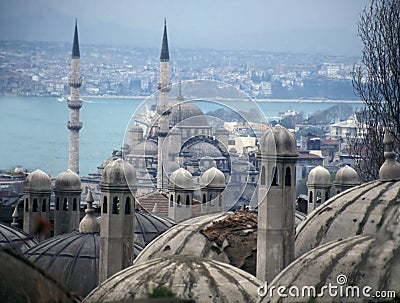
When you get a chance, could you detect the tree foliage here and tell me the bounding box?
[350,0,400,181]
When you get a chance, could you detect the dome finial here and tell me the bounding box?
[79,188,100,233]
[379,128,400,181]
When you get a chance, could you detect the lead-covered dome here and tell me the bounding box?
[24,169,51,192]
[168,167,193,190]
[0,222,37,254]
[259,125,297,157]
[100,158,136,187]
[200,167,226,188]
[55,169,81,191]
[334,165,360,186]
[84,255,262,303]
[307,165,331,186]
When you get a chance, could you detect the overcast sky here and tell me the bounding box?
[0,0,368,55]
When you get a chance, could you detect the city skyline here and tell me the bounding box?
[1,0,368,55]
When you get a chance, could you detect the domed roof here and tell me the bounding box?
[334,165,360,186]
[168,167,193,190]
[266,233,400,303]
[134,211,175,247]
[307,165,331,186]
[84,255,262,303]
[259,125,297,157]
[100,158,136,187]
[169,101,205,126]
[24,230,143,298]
[295,179,400,258]
[0,249,78,303]
[186,141,224,158]
[379,129,400,181]
[79,191,100,233]
[24,169,51,192]
[0,222,38,254]
[131,139,158,155]
[55,169,82,191]
[200,167,226,188]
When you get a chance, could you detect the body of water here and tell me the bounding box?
[0,96,362,176]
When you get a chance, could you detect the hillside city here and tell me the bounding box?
[0,40,359,100]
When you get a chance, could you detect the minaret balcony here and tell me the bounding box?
[67,99,83,109]
[69,77,82,88]
[157,82,172,92]
[67,121,83,131]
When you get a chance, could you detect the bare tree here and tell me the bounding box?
[351,0,400,181]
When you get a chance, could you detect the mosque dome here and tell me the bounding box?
[24,169,51,192]
[266,233,400,303]
[307,165,331,186]
[0,222,37,254]
[24,230,143,298]
[131,139,158,156]
[200,167,226,188]
[334,165,360,186]
[169,101,206,126]
[186,141,225,159]
[0,249,78,303]
[259,125,297,157]
[54,169,81,191]
[84,255,262,303]
[295,179,400,258]
[100,158,136,187]
[168,167,193,190]
[134,211,175,247]
[379,129,400,181]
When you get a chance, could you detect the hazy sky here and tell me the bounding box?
[0,0,369,55]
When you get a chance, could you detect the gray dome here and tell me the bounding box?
[307,165,331,186]
[379,129,400,181]
[24,169,51,192]
[259,125,297,157]
[295,179,400,258]
[131,139,158,156]
[168,167,193,190]
[134,211,175,247]
[84,255,262,303]
[334,165,360,186]
[24,230,143,298]
[0,249,78,303]
[169,101,205,126]
[0,222,38,254]
[54,169,81,191]
[266,233,400,303]
[187,141,224,158]
[100,158,136,187]
[200,167,226,189]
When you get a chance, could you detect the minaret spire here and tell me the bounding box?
[67,19,83,174]
[160,18,169,61]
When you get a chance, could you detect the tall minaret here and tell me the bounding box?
[67,19,83,174]
[156,19,171,190]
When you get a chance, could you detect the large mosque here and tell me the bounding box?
[1,20,400,303]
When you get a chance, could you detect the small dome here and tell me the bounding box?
[267,234,400,303]
[168,167,193,190]
[54,169,81,191]
[79,191,100,233]
[100,158,136,187]
[334,165,360,186]
[296,179,400,258]
[259,125,297,157]
[200,167,226,188]
[307,165,331,186]
[379,129,400,181]
[131,140,158,156]
[0,249,78,303]
[24,169,51,192]
[169,101,205,126]
[0,222,37,254]
[130,124,143,133]
[84,255,262,303]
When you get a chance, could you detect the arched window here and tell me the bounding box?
[337,190,340,194]
[25,198,29,212]
[202,194,206,204]
[325,191,329,201]
[186,195,190,206]
[56,198,59,210]
[63,198,68,211]
[285,167,291,186]
[177,195,181,205]
[261,166,266,186]
[112,197,119,214]
[272,167,279,186]
[218,196,222,207]
[125,197,131,214]
[103,196,108,214]
[309,192,313,204]
[170,195,173,207]
[316,191,321,203]
[73,198,77,211]
[41,199,47,212]
[32,199,38,212]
